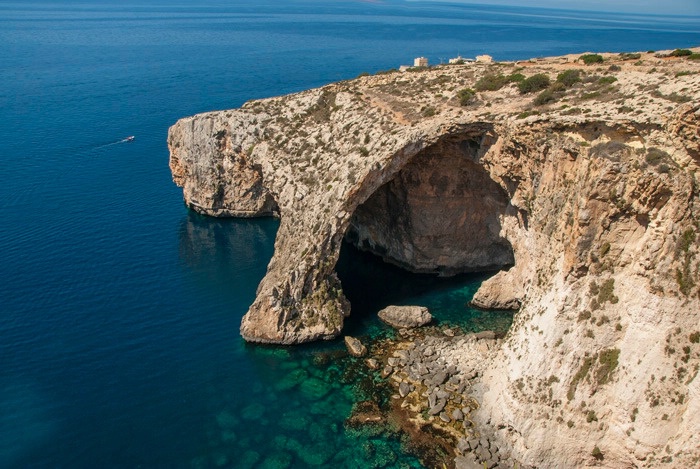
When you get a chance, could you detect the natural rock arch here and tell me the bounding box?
[230,122,520,344]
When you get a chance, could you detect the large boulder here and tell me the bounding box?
[378,305,432,329]
[344,336,367,357]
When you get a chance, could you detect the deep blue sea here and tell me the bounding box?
[0,1,697,467]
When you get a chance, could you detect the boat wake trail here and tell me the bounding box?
[93,136,135,150]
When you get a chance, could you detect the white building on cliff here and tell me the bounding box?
[413,57,428,67]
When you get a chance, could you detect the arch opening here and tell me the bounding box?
[344,133,515,277]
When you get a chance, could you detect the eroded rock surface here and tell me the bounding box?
[169,49,700,467]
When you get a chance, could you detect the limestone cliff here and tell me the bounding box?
[169,50,700,467]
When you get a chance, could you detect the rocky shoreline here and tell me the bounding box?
[347,324,528,469]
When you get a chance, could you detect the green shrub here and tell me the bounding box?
[671,49,692,57]
[678,228,696,254]
[592,446,604,460]
[422,106,437,117]
[676,265,695,296]
[550,82,566,92]
[586,410,598,423]
[645,147,670,166]
[598,76,618,85]
[516,110,540,119]
[608,64,621,71]
[457,88,476,105]
[688,53,700,60]
[519,73,551,94]
[568,356,594,400]
[619,52,641,60]
[508,73,526,83]
[474,72,524,91]
[597,348,620,385]
[534,89,557,105]
[580,53,604,64]
[598,278,618,304]
[655,91,691,103]
[557,69,582,87]
[690,331,700,343]
[590,141,630,161]
[475,73,508,91]
[562,107,582,115]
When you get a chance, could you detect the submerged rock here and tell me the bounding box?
[259,452,292,469]
[365,358,379,370]
[241,403,265,421]
[346,400,386,427]
[299,377,330,400]
[378,305,432,329]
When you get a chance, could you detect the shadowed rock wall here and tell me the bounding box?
[346,136,514,275]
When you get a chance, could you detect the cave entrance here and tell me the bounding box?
[337,133,516,334]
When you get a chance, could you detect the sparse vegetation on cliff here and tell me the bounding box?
[671,49,693,57]
[474,72,523,91]
[675,228,697,296]
[597,348,620,385]
[457,88,476,105]
[518,73,551,94]
[592,446,604,460]
[580,53,604,65]
[556,69,582,87]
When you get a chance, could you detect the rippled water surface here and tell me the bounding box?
[0,1,697,466]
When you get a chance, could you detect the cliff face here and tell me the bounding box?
[169,50,700,466]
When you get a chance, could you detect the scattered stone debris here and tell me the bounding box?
[351,326,531,469]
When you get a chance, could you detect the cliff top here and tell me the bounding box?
[241,47,699,150]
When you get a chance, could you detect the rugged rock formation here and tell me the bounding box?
[169,50,700,467]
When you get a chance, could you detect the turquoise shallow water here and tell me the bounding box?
[0,1,698,467]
